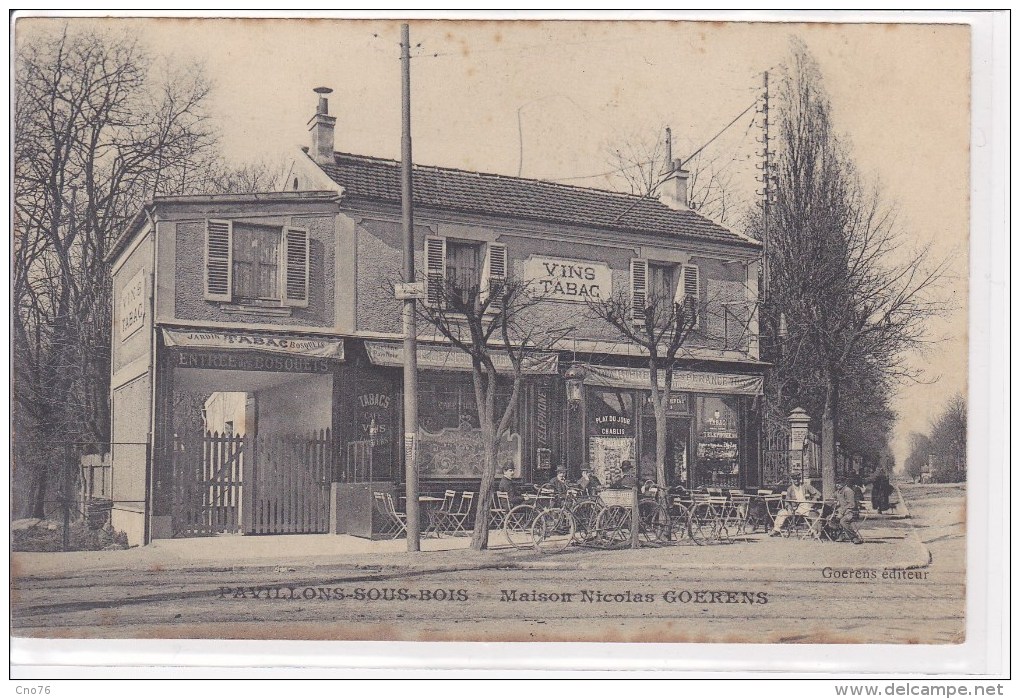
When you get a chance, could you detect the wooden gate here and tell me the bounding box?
[250,429,332,534]
[172,431,245,536]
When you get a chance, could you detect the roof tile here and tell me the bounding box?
[321,152,759,248]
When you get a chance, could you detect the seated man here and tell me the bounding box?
[769,474,822,536]
[497,464,522,507]
[831,478,864,544]
[574,463,602,496]
[544,468,570,502]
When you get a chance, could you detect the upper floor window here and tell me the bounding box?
[446,239,483,304]
[233,224,280,302]
[425,235,507,309]
[630,258,700,328]
[204,219,309,308]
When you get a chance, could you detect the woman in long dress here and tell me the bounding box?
[871,469,891,514]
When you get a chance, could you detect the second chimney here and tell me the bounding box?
[660,158,690,210]
[308,87,336,165]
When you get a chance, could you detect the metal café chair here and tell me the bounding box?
[490,491,511,529]
[439,491,475,536]
[382,492,407,539]
[373,492,399,538]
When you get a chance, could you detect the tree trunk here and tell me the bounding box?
[654,401,668,488]
[820,374,839,499]
[470,437,498,550]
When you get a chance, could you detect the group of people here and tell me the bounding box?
[498,461,881,546]
[768,473,865,544]
[496,460,641,507]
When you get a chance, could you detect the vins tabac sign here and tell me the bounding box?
[524,255,612,303]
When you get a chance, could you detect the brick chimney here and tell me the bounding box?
[308,87,336,165]
[660,158,690,210]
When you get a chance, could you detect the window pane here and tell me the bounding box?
[232,224,280,301]
[649,264,674,302]
[446,241,481,299]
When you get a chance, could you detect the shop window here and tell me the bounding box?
[204,219,309,307]
[694,395,740,488]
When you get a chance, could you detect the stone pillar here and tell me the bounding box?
[788,407,810,478]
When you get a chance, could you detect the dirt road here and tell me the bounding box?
[12,484,965,644]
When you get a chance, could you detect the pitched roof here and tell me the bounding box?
[318,151,760,249]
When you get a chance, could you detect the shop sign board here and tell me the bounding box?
[524,255,612,303]
[119,270,146,341]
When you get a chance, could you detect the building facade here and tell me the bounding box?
[107,91,765,544]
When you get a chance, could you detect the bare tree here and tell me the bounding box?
[586,286,700,489]
[412,271,573,550]
[756,41,949,497]
[929,393,967,482]
[13,25,217,515]
[604,126,739,225]
[904,432,932,483]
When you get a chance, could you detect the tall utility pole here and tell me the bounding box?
[759,70,773,298]
[400,23,421,551]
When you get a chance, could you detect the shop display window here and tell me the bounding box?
[694,395,740,488]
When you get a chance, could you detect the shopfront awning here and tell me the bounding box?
[365,341,558,375]
[163,328,344,359]
[583,363,763,396]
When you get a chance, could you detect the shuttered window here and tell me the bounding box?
[481,242,508,308]
[681,264,700,328]
[630,258,648,324]
[204,220,233,301]
[283,227,310,307]
[425,236,447,307]
[203,219,309,307]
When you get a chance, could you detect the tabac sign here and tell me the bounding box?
[524,256,612,303]
[118,270,146,341]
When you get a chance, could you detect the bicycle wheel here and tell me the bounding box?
[532,508,576,554]
[570,499,601,543]
[638,499,671,544]
[687,502,716,546]
[596,505,632,548]
[503,504,537,549]
[669,504,691,542]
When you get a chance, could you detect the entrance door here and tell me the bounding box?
[638,415,691,487]
[666,417,691,488]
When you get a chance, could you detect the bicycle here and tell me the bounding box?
[502,485,576,553]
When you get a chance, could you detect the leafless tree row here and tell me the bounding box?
[12,25,279,516]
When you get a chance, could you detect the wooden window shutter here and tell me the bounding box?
[481,242,508,308]
[425,235,447,306]
[204,219,233,301]
[282,227,310,307]
[630,258,648,324]
[682,264,700,328]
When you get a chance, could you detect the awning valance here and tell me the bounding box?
[583,364,763,396]
[365,341,558,375]
[163,329,344,360]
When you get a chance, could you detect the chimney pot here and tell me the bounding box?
[660,159,690,211]
[308,87,337,165]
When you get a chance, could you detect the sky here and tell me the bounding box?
[15,14,972,469]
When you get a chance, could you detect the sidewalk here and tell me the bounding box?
[12,505,931,581]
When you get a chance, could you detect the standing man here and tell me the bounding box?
[769,473,822,536]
